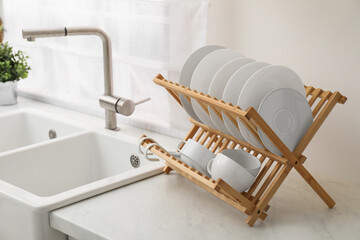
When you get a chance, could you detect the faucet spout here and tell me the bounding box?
[22,28,66,40]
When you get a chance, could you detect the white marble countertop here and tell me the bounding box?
[4,98,360,240]
[50,171,360,240]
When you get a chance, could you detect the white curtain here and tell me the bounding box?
[2,0,209,138]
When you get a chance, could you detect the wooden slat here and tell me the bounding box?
[209,105,224,121]
[214,179,255,211]
[184,124,200,141]
[195,99,210,115]
[154,74,248,117]
[211,137,223,152]
[178,124,200,151]
[216,139,230,153]
[306,86,314,97]
[166,89,182,106]
[294,91,343,157]
[258,155,266,163]
[305,85,346,104]
[308,88,323,106]
[228,142,237,149]
[245,159,274,198]
[206,134,218,149]
[237,116,266,149]
[194,128,205,142]
[304,85,312,94]
[253,163,282,203]
[189,118,290,166]
[312,91,331,117]
[246,165,292,226]
[200,132,211,145]
[223,111,240,130]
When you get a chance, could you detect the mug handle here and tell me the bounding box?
[177,140,186,152]
[138,136,157,154]
[144,143,160,161]
[207,158,215,175]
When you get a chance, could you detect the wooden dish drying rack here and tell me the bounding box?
[140,73,347,226]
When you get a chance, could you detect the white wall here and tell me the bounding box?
[207,0,360,183]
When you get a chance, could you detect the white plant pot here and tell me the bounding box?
[0,81,18,106]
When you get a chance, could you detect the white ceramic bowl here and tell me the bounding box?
[178,139,215,177]
[207,149,261,192]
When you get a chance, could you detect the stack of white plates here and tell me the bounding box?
[178,45,313,156]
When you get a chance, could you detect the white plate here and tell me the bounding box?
[208,58,255,135]
[237,65,306,149]
[190,49,244,129]
[222,62,269,141]
[258,88,313,156]
[179,45,225,123]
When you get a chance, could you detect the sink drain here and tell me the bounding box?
[48,129,57,140]
[130,154,140,168]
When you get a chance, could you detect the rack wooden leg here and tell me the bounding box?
[295,163,335,208]
[163,165,172,174]
[246,165,292,226]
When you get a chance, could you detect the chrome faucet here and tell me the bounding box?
[22,27,150,131]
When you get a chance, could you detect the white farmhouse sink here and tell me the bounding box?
[0,109,82,153]
[0,131,161,198]
[0,129,164,240]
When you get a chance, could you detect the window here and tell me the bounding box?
[2,0,209,137]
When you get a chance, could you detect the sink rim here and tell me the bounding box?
[0,108,86,130]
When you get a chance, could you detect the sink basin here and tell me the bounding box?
[0,109,83,153]
[0,131,161,197]
[0,131,164,240]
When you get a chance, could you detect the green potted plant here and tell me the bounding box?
[0,41,31,105]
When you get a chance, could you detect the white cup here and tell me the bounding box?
[207,149,261,192]
[177,139,215,177]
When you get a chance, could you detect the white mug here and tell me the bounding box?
[207,149,261,192]
[177,139,215,177]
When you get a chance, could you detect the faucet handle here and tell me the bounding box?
[117,97,150,116]
[135,97,151,106]
[99,96,151,117]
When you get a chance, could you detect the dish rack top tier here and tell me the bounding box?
[154,73,346,160]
